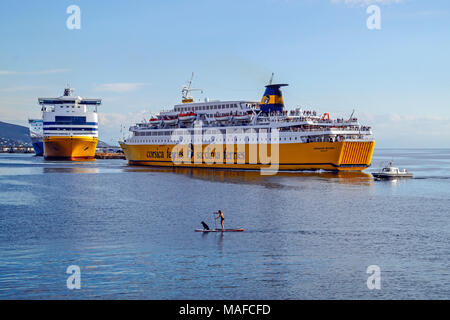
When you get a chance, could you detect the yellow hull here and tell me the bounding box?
[44,136,98,161]
[119,141,375,171]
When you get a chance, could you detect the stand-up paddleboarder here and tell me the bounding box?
[196,210,243,232]
[215,210,224,231]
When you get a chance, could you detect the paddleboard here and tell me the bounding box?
[195,228,244,233]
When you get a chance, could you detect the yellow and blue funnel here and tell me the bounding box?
[259,83,288,113]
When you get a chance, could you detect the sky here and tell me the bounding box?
[0,0,449,147]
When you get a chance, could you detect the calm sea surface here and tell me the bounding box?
[0,149,448,299]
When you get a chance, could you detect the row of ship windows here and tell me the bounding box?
[132,137,302,143]
[44,129,97,131]
[174,104,239,112]
[43,132,96,135]
[45,106,83,112]
[134,129,276,136]
[133,126,362,136]
[50,110,82,113]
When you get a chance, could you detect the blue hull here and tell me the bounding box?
[32,142,44,156]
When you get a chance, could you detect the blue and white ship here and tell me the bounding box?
[28,119,44,156]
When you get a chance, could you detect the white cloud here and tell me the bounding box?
[98,110,149,128]
[94,82,150,93]
[98,110,150,143]
[0,104,35,125]
[331,0,403,6]
[358,112,450,147]
[0,69,71,75]
[0,86,50,93]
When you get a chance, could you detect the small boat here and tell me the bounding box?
[195,228,244,233]
[372,161,413,179]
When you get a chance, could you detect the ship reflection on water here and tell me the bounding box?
[42,167,100,174]
[123,166,374,186]
[37,156,373,185]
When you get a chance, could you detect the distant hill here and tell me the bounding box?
[0,120,110,147]
[0,121,31,146]
[97,140,111,148]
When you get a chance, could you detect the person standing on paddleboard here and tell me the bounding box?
[215,210,224,231]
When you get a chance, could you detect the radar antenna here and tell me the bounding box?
[181,72,203,103]
[63,84,74,96]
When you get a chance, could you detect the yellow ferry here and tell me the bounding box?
[119,75,375,172]
[38,87,102,160]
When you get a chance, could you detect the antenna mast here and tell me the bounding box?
[181,72,203,103]
[349,109,355,121]
[269,73,274,85]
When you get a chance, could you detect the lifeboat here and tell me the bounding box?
[234,111,252,122]
[178,111,197,122]
[162,116,178,125]
[214,113,232,122]
[149,117,162,127]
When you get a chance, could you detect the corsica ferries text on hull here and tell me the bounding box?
[119,75,375,174]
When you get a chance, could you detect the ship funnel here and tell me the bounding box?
[259,83,288,113]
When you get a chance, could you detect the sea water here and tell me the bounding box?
[0,149,448,299]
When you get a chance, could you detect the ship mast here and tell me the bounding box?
[269,72,274,85]
[181,72,203,103]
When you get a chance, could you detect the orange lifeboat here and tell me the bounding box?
[149,117,162,127]
[162,115,178,125]
[214,113,232,122]
[234,111,252,122]
[178,111,197,122]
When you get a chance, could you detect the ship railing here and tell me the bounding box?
[338,136,375,142]
[282,127,371,133]
[327,127,372,132]
[303,131,374,139]
[259,115,360,125]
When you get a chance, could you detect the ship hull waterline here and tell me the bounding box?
[120,141,375,172]
[44,136,98,161]
[31,141,44,157]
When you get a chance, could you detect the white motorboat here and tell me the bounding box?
[372,161,413,179]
